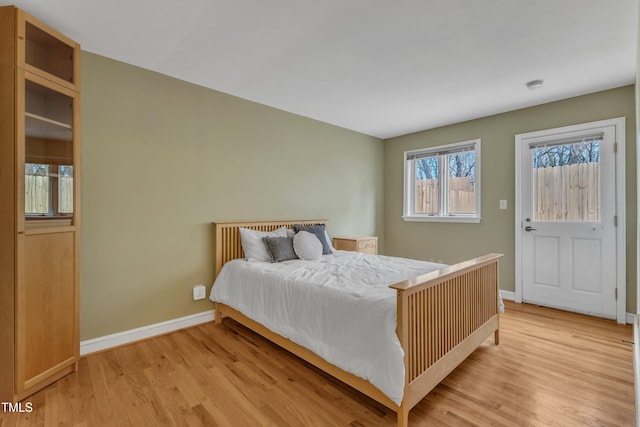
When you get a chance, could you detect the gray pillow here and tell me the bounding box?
[293,224,332,255]
[262,236,299,263]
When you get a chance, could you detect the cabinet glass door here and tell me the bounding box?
[24,77,75,220]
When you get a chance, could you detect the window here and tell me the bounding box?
[403,139,480,222]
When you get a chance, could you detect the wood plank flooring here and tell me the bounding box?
[0,301,635,426]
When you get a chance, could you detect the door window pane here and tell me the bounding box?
[532,140,600,222]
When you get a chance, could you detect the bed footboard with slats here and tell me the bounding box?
[391,253,501,425]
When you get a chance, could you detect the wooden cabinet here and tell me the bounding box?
[0,6,80,402]
[332,236,378,255]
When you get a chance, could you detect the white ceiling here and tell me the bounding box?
[4,0,638,139]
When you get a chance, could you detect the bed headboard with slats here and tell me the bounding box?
[213,219,327,278]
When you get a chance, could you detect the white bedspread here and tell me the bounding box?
[209,250,446,405]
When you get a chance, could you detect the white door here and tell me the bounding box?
[516,119,623,320]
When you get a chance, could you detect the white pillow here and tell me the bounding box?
[239,226,288,262]
[293,231,323,260]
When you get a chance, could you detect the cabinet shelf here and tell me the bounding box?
[24,16,77,90]
[26,112,72,141]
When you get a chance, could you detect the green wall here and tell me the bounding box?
[80,52,384,340]
[384,86,637,313]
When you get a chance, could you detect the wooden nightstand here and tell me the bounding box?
[332,236,378,255]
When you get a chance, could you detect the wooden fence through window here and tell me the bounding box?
[415,177,475,214]
[533,162,600,222]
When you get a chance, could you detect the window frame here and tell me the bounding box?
[403,138,481,223]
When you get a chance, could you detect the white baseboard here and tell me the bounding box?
[80,310,215,356]
[500,290,515,301]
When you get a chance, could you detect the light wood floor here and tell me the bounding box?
[0,301,635,426]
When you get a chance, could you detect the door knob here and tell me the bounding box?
[524,226,536,232]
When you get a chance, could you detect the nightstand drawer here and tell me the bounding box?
[358,239,377,252]
[333,236,378,255]
[334,239,357,251]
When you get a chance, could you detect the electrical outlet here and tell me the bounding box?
[193,284,206,301]
[499,199,507,210]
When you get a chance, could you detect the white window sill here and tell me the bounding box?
[402,215,481,223]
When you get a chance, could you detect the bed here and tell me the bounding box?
[210,220,502,426]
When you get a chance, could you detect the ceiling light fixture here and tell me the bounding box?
[526,79,544,90]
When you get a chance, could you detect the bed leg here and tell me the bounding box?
[397,405,409,427]
[214,305,223,324]
[494,329,500,345]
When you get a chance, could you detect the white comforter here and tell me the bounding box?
[210,250,446,405]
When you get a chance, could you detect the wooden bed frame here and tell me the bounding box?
[212,220,502,426]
